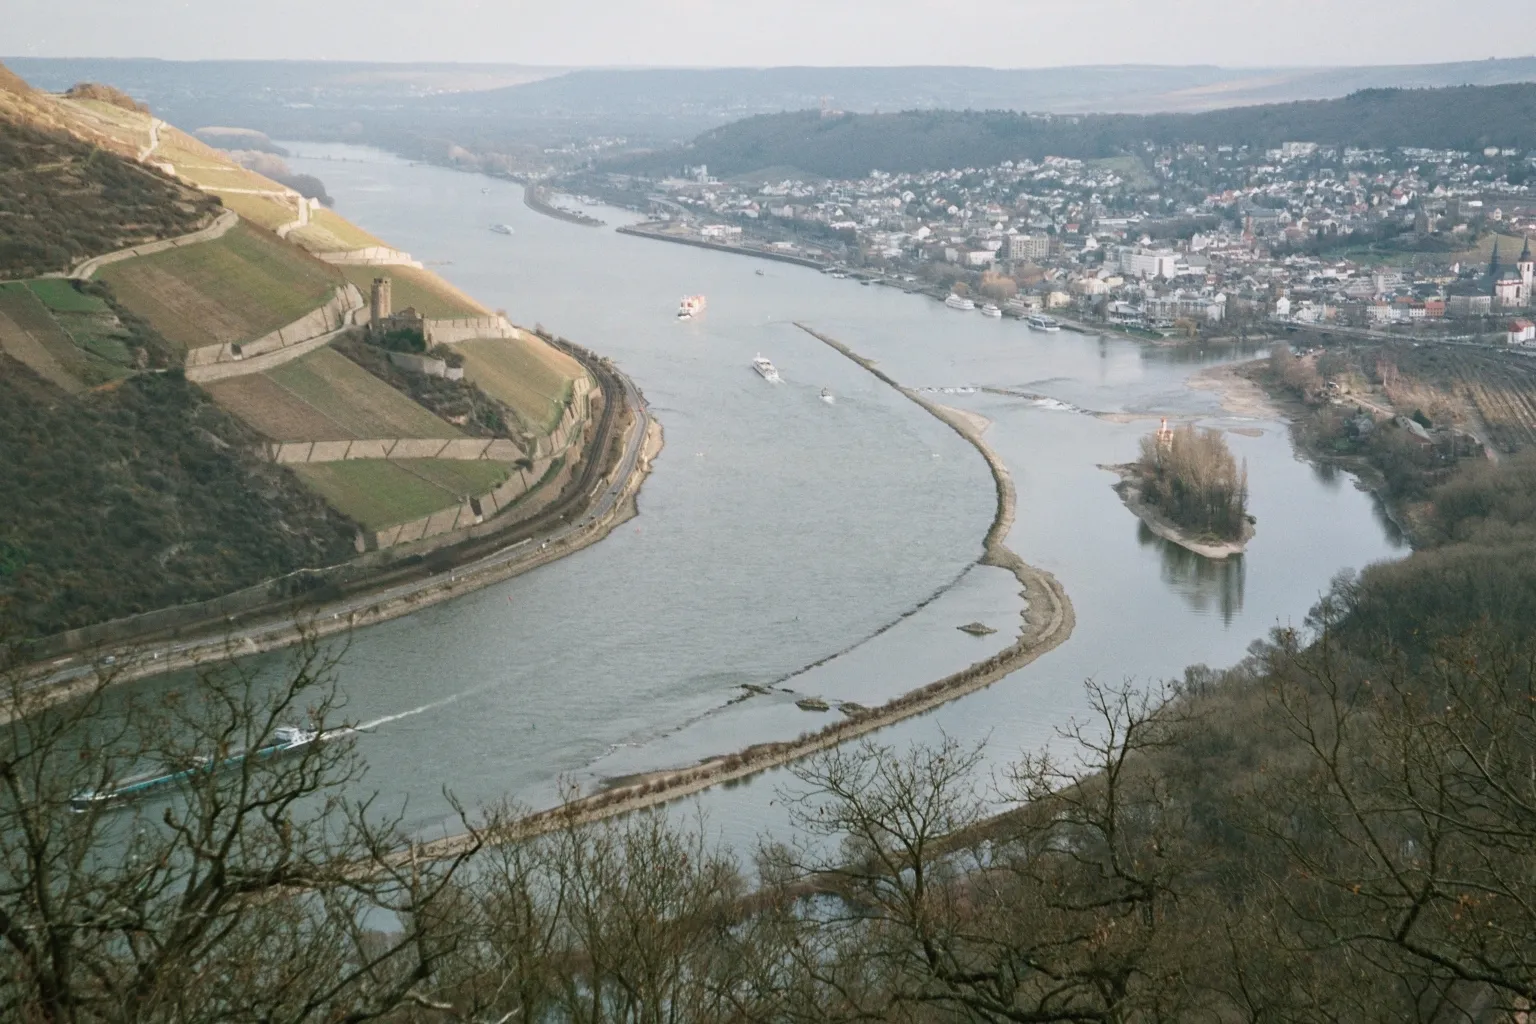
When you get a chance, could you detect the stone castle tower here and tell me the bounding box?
[369,277,392,334]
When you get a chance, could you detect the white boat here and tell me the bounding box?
[1026,314,1062,332]
[981,303,1002,318]
[677,295,707,320]
[753,354,781,382]
[820,388,835,403]
[489,223,515,235]
[945,293,976,311]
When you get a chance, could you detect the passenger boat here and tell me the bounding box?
[945,293,976,311]
[753,354,781,382]
[981,303,1003,318]
[677,295,707,320]
[70,726,319,811]
[1026,314,1062,332]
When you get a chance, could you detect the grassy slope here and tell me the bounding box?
[456,334,581,432]
[338,264,489,318]
[290,458,509,531]
[96,222,341,352]
[289,208,389,253]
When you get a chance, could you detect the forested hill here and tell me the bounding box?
[609,83,1536,180]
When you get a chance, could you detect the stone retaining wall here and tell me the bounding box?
[367,455,572,550]
[317,247,424,269]
[267,437,524,465]
[424,314,516,345]
[69,209,239,280]
[184,284,363,369]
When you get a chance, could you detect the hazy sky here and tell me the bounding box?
[7,0,1535,67]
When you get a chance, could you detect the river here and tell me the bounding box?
[194,143,1404,847]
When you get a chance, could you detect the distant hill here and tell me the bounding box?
[6,57,1536,158]
[609,84,1536,180]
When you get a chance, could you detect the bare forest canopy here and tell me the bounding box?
[608,84,1536,180]
[5,56,1536,167]
[0,114,220,278]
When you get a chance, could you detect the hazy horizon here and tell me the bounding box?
[8,0,1535,68]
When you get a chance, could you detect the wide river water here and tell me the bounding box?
[199,144,1403,848]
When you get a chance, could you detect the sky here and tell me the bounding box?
[5,0,1535,68]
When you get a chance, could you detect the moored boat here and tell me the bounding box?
[981,303,1002,318]
[944,293,976,311]
[1026,314,1062,332]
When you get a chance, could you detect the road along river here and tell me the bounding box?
[126,143,1404,849]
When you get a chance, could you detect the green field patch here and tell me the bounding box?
[455,334,582,432]
[339,264,488,319]
[96,222,341,353]
[264,347,463,439]
[395,458,511,498]
[291,459,463,530]
[24,278,109,313]
[0,286,89,391]
[56,313,134,365]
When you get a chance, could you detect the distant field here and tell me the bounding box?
[207,346,462,441]
[97,222,341,352]
[339,264,488,319]
[0,284,136,390]
[289,209,388,253]
[456,334,582,432]
[57,98,152,153]
[25,279,109,313]
[291,458,508,530]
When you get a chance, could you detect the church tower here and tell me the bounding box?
[1520,236,1534,307]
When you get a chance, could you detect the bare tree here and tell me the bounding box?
[0,637,479,1024]
[772,683,1203,1024]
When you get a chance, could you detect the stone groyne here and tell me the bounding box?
[524,185,605,227]
[616,224,828,270]
[414,325,1075,859]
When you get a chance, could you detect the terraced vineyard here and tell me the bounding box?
[0,283,139,391]
[96,222,341,352]
[205,347,463,441]
[1395,346,1536,453]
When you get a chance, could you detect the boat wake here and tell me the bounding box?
[331,695,463,739]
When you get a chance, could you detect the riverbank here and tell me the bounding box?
[11,351,660,714]
[413,324,1076,859]
[524,185,604,227]
[1101,463,1254,560]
